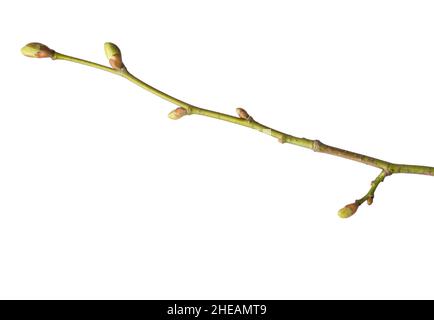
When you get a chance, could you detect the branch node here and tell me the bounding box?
[313,140,321,152]
[383,169,392,177]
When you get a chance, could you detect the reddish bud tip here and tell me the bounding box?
[109,55,124,70]
[236,107,252,121]
[168,107,188,120]
[104,42,125,70]
[21,42,54,58]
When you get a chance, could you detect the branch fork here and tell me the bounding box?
[21,42,434,218]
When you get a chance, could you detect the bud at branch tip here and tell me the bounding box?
[338,203,359,218]
[21,42,54,59]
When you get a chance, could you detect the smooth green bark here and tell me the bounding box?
[55,51,434,176]
[22,47,433,217]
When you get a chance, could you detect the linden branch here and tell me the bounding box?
[21,42,434,218]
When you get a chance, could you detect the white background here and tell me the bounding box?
[1,0,434,299]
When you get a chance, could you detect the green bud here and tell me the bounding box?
[168,107,188,120]
[338,203,359,218]
[21,42,54,58]
[104,42,124,70]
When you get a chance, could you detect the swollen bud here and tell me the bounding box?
[367,196,374,206]
[168,107,188,120]
[236,108,253,121]
[21,42,54,58]
[338,203,359,219]
[104,42,124,70]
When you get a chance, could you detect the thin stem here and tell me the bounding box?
[52,51,434,178]
[121,72,196,113]
[356,170,388,206]
[53,53,118,75]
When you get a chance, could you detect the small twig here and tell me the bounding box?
[338,170,389,218]
[21,42,434,218]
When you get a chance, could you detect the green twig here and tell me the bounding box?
[21,42,434,218]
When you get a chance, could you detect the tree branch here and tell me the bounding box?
[21,42,434,218]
